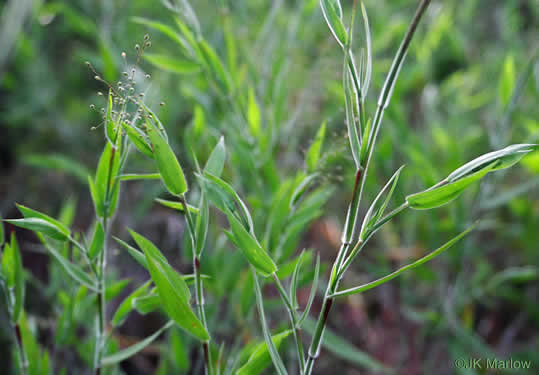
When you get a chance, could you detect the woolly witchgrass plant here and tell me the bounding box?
[1,0,538,374]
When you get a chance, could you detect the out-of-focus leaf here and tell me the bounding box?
[306,121,326,173]
[236,330,292,375]
[102,321,174,366]
[303,317,391,373]
[132,292,161,314]
[38,234,97,291]
[198,39,231,94]
[204,136,226,177]
[144,53,201,74]
[146,118,188,196]
[247,87,261,138]
[499,55,515,108]
[23,154,91,183]
[105,279,131,301]
[132,17,188,51]
[58,197,77,228]
[112,281,152,327]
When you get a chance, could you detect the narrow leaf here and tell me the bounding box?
[155,198,199,214]
[119,173,161,181]
[298,253,320,326]
[251,269,288,375]
[5,218,68,241]
[320,0,348,47]
[16,204,70,239]
[447,144,538,182]
[102,321,174,366]
[11,233,24,323]
[144,53,201,74]
[133,293,161,314]
[331,222,478,298]
[236,330,292,375]
[306,121,326,173]
[112,281,152,326]
[88,222,104,259]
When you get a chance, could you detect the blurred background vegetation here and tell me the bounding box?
[1,0,538,374]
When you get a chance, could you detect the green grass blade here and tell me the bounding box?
[251,268,288,375]
[101,321,174,366]
[331,222,478,298]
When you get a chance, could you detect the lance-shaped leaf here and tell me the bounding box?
[197,172,253,231]
[38,234,98,290]
[227,213,277,277]
[198,39,231,94]
[105,90,118,144]
[407,142,532,210]
[114,237,149,269]
[306,121,326,173]
[123,122,154,158]
[119,173,161,181]
[102,320,174,366]
[131,17,189,52]
[132,292,161,314]
[112,281,152,326]
[5,218,68,241]
[129,230,209,341]
[298,254,320,326]
[359,166,404,239]
[236,330,293,375]
[204,136,226,177]
[146,118,188,196]
[320,0,347,47]
[252,269,288,375]
[195,196,209,256]
[447,144,538,182]
[360,1,372,100]
[407,166,493,210]
[6,233,24,323]
[144,53,201,74]
[88,221,104,259]
[330,222,478,298]
[14,204,70,240]
[155,198,199,214]
[93,140,122,218]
